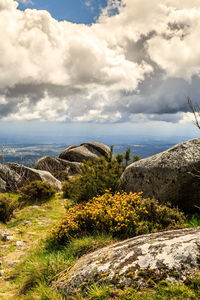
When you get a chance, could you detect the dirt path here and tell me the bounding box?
[0,195,66,299]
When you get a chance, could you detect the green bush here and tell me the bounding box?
[19,181,56,205]
[0,195,17,223]
[133,154,141,162]
[52,170,69,181]
[62,157,124,203]
[135,197,187,235]
[53,191,186,243]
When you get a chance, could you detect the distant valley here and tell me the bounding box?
[0,142,175,166]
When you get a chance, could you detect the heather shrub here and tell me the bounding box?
[53,191,186,243]
[0,195,17,223]
[19,181,56,205]
[62,157,124,203]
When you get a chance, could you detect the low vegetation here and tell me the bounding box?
[1,153,200,299]
[186,213,200,228]
[0,194,18,223]
[62,157,124,203]
[0,188,199,299]
[53,190,186,243]
[18,180,56,206]
[86,278,200,299]
[5,235,200,299]
[6,233,116,299]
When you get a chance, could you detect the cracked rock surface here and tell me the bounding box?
[54,227,200,295]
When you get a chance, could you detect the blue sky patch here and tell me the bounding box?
[17,0,108,23]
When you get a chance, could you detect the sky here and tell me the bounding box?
[0,0,200,143]
[17,0,108,23]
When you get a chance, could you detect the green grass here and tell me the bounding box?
[87,283,112,299]
[1,192,200,300]
[186,213,200,228]
[119,282,199,299]
[8,234,200,299]
[0,193,67,299]
[8,234,116,299]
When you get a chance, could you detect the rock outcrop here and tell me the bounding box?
[0,177,6,193]
[59,142,110,162]
[0,164,21,192]
[54,227,200,295]
[121,138,200,212]
[34,156,81,179]
[81,142,110,157]
[7,163,61,190]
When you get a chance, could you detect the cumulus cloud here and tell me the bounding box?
[0,0,200,123]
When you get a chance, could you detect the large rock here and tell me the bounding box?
[59,142,110,162]
[54,227,200,295]
[81,142,110,157]
[7,163,61,190]
[0,164,21,192]
[121,138,200,212]
[34,156,81,179]
[0,177,6,192]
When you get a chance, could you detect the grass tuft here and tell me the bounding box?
[87,283,112,300]
[186,213,200,228]
[9,233,115,298]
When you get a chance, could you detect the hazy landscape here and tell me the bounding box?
[0,133,193,165]
[0,139,185,165]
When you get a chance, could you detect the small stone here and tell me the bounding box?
[6,260,20,267]
[29,205,39,211]
[1,233,14,242]
[24,220,32,225]
[19,253,27,259]
[16,241,26,247]
[0,229,8,234]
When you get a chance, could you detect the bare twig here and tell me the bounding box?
[187,96,200,129]
[194,205,200,211]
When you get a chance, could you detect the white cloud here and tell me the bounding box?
[0,0,200,124]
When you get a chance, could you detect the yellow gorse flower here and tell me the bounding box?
[52,190,185,243]
[53,191,146,241]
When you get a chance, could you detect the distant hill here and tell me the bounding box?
[0,142,174,166]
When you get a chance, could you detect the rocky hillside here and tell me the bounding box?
[0,141,110,193]
[0,138,200,299]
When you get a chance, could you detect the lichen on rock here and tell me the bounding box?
[53,227,200,295]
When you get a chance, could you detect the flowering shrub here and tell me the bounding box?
[53,191,186,243]
[62,157,124,203]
